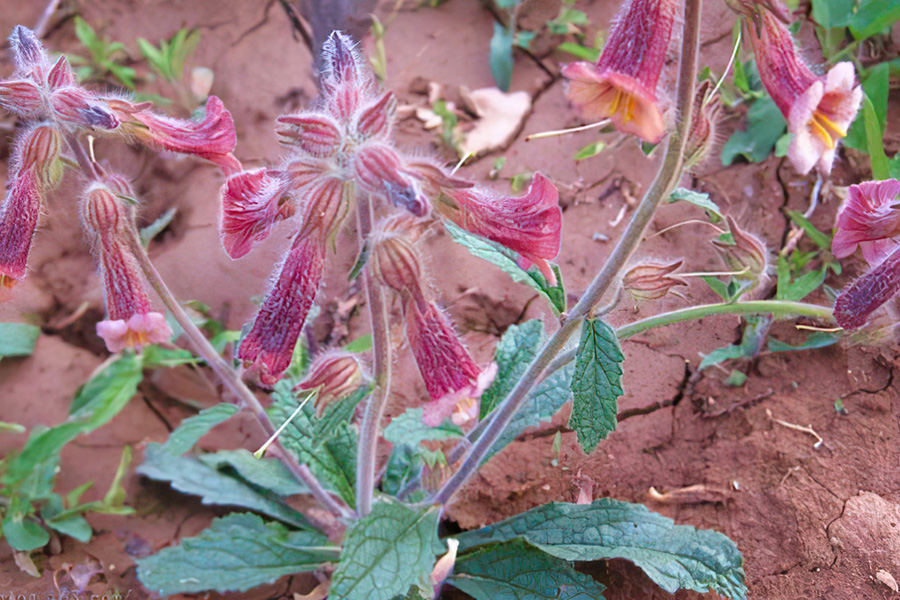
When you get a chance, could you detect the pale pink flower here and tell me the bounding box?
[832,179,900,266]
[560,0,679,143]
[97,312,171,353]
[748,9,861,175]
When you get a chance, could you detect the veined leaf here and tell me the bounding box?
[444,222,566,315]
[481,320,544,417]
[569,320,624,453]
[137,513,337,595]
[457,498,747,600]
[450,539,606,599]
[198,449,309,497]
[721,96,786,165]
[383,408,463,447]
[330,500,440,600]
[162,403,240,455]
[667,188,724,223]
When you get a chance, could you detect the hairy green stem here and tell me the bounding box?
[427,0,705,507]
[354,193,393,518]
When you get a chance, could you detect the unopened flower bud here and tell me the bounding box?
[432,538,459,594]
[9,26,45,75]
[683,80,721,171]
[356,91,396,140]
[834,246,900,330]
[80,182,172,352]
[368,217,426,296]
[319,31,374,119]
[713,216,769,285]
[275,113,342,157]
[295,352,364,415]
[297,176,353,240]
[622,259,687,301]
[354,143,428,216]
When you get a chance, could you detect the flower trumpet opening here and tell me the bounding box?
[832,179,900,266]
[561,0,678,143]
[748,9,861,175]
[436,172,562,284]
[219,168,296,259]
[237,233,327,386]
[97,312,172,353]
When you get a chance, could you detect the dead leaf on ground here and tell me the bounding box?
[876,569,899,593]
[459,87,531,157]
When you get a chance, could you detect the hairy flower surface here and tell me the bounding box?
[834,246,900,330]
[622,259,687,301]
[832,179,900,266]
[748,9,861,174]
[296,351,365,415]
[561,0,678,142]
[80,181,171,352]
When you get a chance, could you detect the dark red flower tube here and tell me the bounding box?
[834,246,900,330]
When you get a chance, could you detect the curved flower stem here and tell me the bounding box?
[127,231,354,520]
[427,0,705,507]
[354,193,393,518]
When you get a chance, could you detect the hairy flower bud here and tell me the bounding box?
[834,246,900,330]
[435,173,562,284]
[713,217,770,285]
[275,112,342,157]
[295,352,364,415]
[80,182,172,352]
[561,0,678,142]
[219,168,295,259]
[356,91,396,141]
[237,233,327,386]
[832,179,900,267]
[748,9,861,175]
[683,80,721,171]
[368,217,426,296]
[320,31,375,119]
[9,26,45,76]
[354,143,428,216]
[622,259,687,301]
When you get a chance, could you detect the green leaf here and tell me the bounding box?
[767,331,840,352]
[849,0,900,39]
[198,449,309,497]
[784,210,832,250]
[1,512,50,551]
[41,494,92,542]
[0,421,25,434]
[137,513,337,595]
[330,500,440,600]
[457,499,746,600]
[445,221,565,315]
[482,320,543,417]
[450,539,606,600]
[162,403,240,455]
[382,444,423,498]
[844,63,888,152]
[68,354,143,430]
[574,141,606,161]
[862,94,890,179]
[383,408,464,447]
[490,23,515,92]
[0,323,40,357]
[268,383,357,507]
[810,0,855,28]
[140,207,177,246]
[556,42,600,62]
[137,443,311,529]
[667,188,724,223]
[721,96,786,165]
[569,320,624,453]
[698,344,751,370]
[345,333,373,353]
[141,345,197,368]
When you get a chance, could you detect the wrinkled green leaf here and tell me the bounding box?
[198,449,309,497]
[383,408,463,447]
[162,403,240,455]
[721,96,786,165]
[0,323,40,357]
[569,320,623,453]
[137,443,310,529]
[450,539,606,600]
[444,221,565,315]
[330,500,440,600]
[481,320,543,417]
[457,499,746,599]
[137,513,337,595]
[767,331,840,353]
[1,512,50,551]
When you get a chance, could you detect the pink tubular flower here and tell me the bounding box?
[354,143,429,217]
[406,299,495,427]
[560,0,678,142]
[219,168,296,259]
[748,9,861,175]
[834,246,900,330]
[832,179,900,266]
[237,233,327,386]
[80,182,172,352]
[435,173,562,284]
[106,96,240,174]
[0,124,64,289]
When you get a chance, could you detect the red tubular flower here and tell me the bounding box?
[832,179,900,266]
[80,182,172,352]
[560,0,678,142]
[406,299,495,427]
[237,233,327,385]
[834,246,900,330]
[0,124,64,290]
[106,96,240,174]
[219,168,296,259]
[354,143,429,216]
[436,173,562,284]
[748,9,861,175]
[319,31,375,119]
[275,113,342,157]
